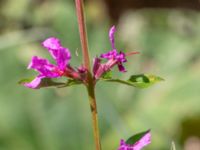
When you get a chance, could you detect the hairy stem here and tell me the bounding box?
[75,0,102,150]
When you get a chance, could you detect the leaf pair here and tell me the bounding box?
[19,74,163,89]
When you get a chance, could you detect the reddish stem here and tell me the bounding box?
[75,1,102,150]
[75,0,91,71]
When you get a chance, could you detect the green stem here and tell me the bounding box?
[75,0,102,150]
[87,83,102,150]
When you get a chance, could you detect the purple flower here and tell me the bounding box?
[93,26,139,79]
[24,37,86,89]
[109,25,116,49]
[100,49,127,72]
[101,26,127,72]
[118,131,151,150]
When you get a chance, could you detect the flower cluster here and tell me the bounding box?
[93,26,138,80]
[24,37,87,88]
[24,26,138,88]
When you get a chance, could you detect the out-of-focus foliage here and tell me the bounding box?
[0,0,200,150]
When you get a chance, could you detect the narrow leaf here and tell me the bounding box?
[101,74,164,88]
[18,77,82,88]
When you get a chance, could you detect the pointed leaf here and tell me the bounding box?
[18,77,82,89]
[126,130,150,145]
[129,74,164,88]
[101,74,164,88]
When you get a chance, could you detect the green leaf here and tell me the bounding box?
[126,130,150,145]
[57,79,82,88]
[18,77,35,84]
[101,71,112,79]
[18,77,82,89]
[101,74,164,88]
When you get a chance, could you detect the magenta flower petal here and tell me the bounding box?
[42,37,71,70]
[93,57,101,75]
[100,49,127,73]
[100,49,118,60]
[97,26,128,74]
[42,37,61,59]
[94,65,104,79]
[23,75,44,89]
[109,26,116,49]
[93,57,117,79]
[118,63,126,72]
[116,52,127,63]
[28,56,61,78]
[93,26,130,79]
[118,131,151,150]
[56,47,71,70]
[23,37,87,89]
[77,65,87,74]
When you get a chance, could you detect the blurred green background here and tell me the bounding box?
[0,0,200,150]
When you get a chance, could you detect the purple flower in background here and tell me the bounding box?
[24,37,85,89]
[118,131,151,150]
[93,26,139,79]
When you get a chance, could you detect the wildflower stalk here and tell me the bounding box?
[75,0,91,70]
[75,0,102,150]
[87,82,101,150]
